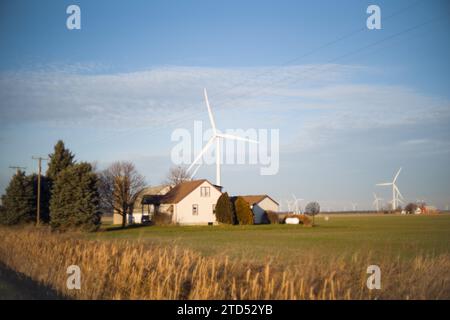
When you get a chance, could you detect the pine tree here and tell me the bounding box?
[50,162,101,231]
[46,140,75,181]
[215,192,236,224]
[235,197,254,225]
[0,171,36,225]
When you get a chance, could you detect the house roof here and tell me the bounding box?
[142,185,172,195]
[231,195,279,206]
[161,179,216,204]
[134,184,172,206]
[141,194,165,205]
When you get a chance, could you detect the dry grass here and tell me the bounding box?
[0,226,449,299]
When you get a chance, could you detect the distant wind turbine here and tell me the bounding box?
[291,194,304,214]
[351,202,358,211]
[376,167,404,211]
[187,88,258,186]
[285,199,294,213]
[372,193,383,211]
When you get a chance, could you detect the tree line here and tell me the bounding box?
[0,140,146,231]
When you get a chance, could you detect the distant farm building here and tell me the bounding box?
[231,195,279,224]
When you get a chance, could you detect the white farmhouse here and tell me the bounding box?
[232,195,279,224]
[120,179,222,225]
[161,179,222,225]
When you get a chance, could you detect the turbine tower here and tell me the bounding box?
[285,199,294,213]
[291,194,304,214]
[187,88,258,186]
[376,167,404,211]
[372,193,383,211]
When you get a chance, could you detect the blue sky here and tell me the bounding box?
[0,0,449,210]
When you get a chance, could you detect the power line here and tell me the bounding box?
[89,9,447,151]
[79,0,428,148]
[9,166,27,174]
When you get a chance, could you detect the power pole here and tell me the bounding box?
[9,166,27,174]
[32,156,49,226]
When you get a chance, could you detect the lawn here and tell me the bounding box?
[2,215,449,299]
[93,214,450,264]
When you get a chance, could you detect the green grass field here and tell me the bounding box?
[93,214,450,264]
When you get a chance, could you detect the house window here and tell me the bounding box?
[212,204,216,214]
[200,186,210,197]
[192,204,198,215]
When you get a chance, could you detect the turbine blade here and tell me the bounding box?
[394,184,405,200]
[376,183,392,186]
[393,167,402,183]
[187,137,216,173]
[216,133,259,143]
[190,163,202,179]
[204,88,217,133]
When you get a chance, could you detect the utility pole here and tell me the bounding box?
[9,166,27,174]
[32,156,49,226]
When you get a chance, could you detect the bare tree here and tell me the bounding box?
[305,201,320,226]
[98,161,146,228]
[164,165,191,186]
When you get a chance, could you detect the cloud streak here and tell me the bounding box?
[0,64,449,153]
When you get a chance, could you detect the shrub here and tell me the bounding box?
[405,203,418,214]
[262,210,280,224]
[234,197,254,225]
[298,214,312,226]
[152,212,173,225]
[215,192,236,224]
[283,214,311,226]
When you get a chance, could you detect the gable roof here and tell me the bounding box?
[161,179,218,204]
[141,194,165,205]
[134,185,172,206]
[231,195,279,206]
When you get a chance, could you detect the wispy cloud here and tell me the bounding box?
[1,64,449,153]
[0,64,370,126]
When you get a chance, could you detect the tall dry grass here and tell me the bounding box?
[0,226,449,299]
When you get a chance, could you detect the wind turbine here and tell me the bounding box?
[372,193,383,211]
[416,199,426,206]
[285,199,294,213]
[291,194,304,214]
[376,167,403,211]
[351,202,358,211]
[187,88,258,186]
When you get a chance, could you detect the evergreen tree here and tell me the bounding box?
[235,197,254,225]
[50,162,101,231]
[0,171,36,225]
[46,140,75,181]
[215,192,236,224]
